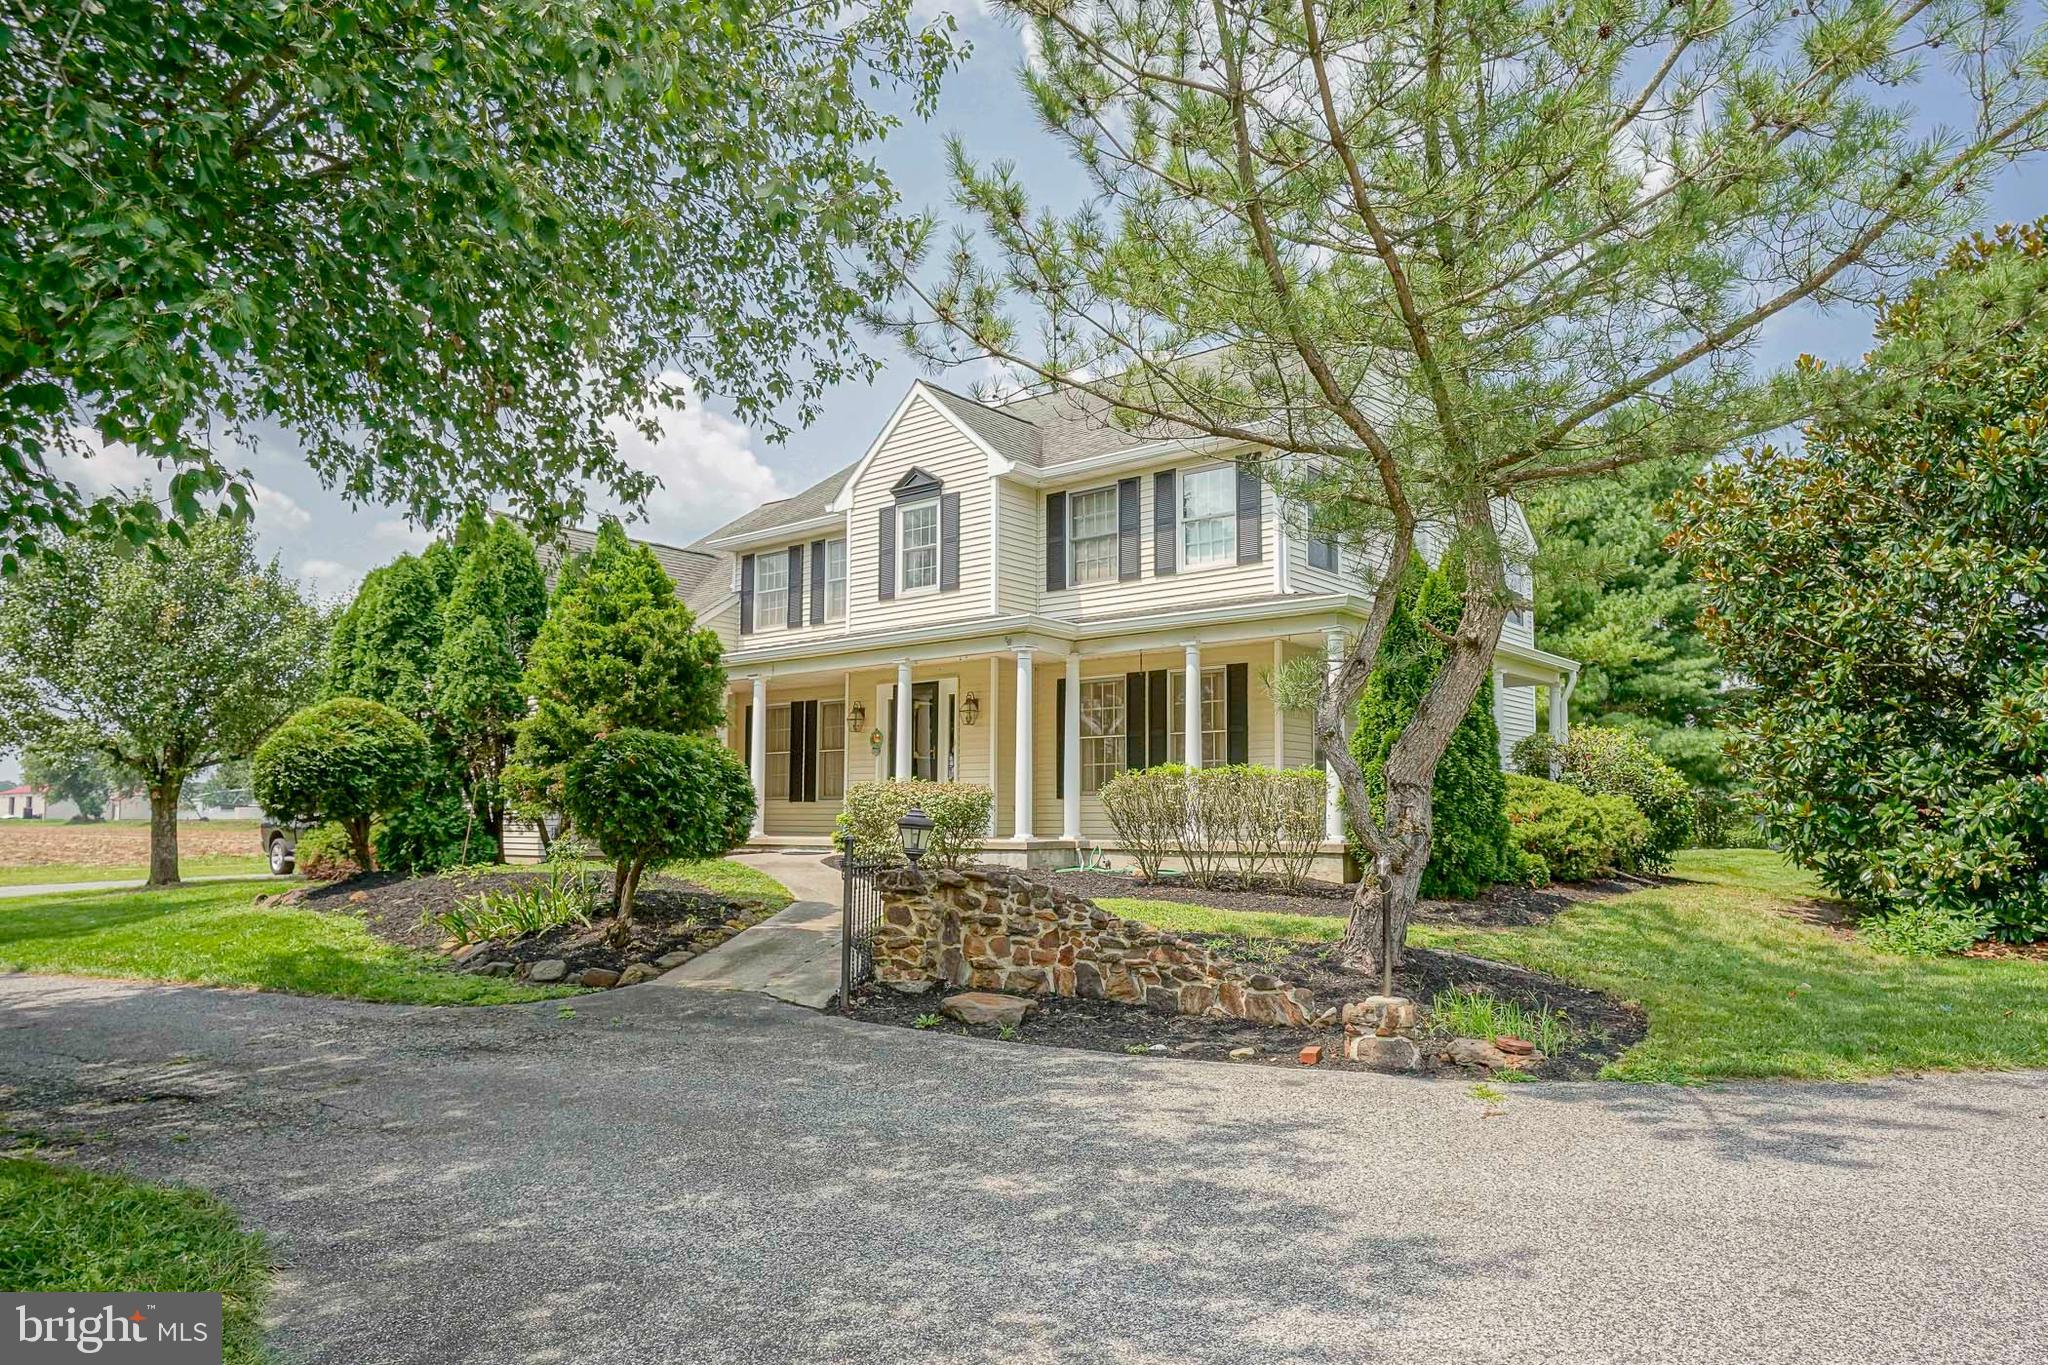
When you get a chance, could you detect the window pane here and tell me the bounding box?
[824,539,847,620]
[1079,678,1126,793]
[818,702,846,800]
[1181,467,1235,567]
[1069,487,1119,585]
[756,554,787,621]
[901,502,938,589]
[766,704,791,793]
[1166,669,1225,763]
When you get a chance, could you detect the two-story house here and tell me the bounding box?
[563,380,1578,877]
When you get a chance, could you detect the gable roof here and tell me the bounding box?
[916,383,1044,468]
[695,462,854,545]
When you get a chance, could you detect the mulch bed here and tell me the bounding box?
[846,938,1644,1082]
[1045,864,1667,929]
[293,868,765,982]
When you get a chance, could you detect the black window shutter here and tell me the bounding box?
[743,705,754,773]
[1054,676,1066,799]
[885,686,897,778]
[1226,663,1249,765]
[1146,669,1168,768]
[1153,470,1177,576]
[786,703,804,802]
[1308,536,1337,571]
[1236,466,1262,564]
[1117,477,1141,582]
[876,507,895,601]
[786,545,804,628]
[1045,491,1067,592]
[738,555,756,635]
[1125,671,1147,771]
[939,491,961,592]
[809,541,827,625]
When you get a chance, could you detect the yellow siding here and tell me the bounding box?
[995,477,1040,614]
[845,394,995,633]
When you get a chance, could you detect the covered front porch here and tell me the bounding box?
[721,602,1576,878]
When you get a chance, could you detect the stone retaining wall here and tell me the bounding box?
[873,865,1319,1026]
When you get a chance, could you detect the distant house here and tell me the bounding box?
[0,785,40,819]
[507,380,1579,876]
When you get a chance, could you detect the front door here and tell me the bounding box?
[887,681,942,780]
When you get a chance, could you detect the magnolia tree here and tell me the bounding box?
[884,0,2048,972]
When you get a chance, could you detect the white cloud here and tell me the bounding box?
[368,517,435,551]
[591,375,787,543]
[298,558,359,600]
[249,481,310,531]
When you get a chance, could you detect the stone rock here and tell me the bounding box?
[477,962,515,978]
[1298,1044,1323,1067]
[1441,1037,1513,1069]
[1495,1035,1536,1056]
[1346,1034,1422,1069]
[349,891,369,904]
[527,959,568,983]
[579,967,621,989]
[616,963,660,987]
[939,991,1031,1028]
[451,942,494,966]
[1228,1046,1256,1059]
[654,950,695,970]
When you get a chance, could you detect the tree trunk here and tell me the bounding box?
[609,859,643,947]
[146,778,183,886]
[1337,784,1433,990]
[346,818,376,873]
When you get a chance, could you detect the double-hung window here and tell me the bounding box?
[1079,678,1127,793]
[1069,486,1119,585]
[756,552,788,625]
[1167,668,1226,764]
[900,500,939,591]
[1180,465,1235,567]
[818,701,846,800]
[823,539,847,621]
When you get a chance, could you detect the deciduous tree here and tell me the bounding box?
[886,0,2048,971]
[0,518,323,881]
[1,0,958,564]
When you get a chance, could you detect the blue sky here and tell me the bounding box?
[60,3,2043,601]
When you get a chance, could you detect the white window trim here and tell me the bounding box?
[1179,463,1237,571]
[755,553,789,628]
[1078,675,1127,794]
[823,538,847,622]
[897,497,940,596]
[1068,484,1121,587]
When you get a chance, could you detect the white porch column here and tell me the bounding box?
[987,656,1002,837]
[1547,677,1571,778]
[1182,642,1203,769]
[1271,639,1287,767]
[1494,670,1510,769]
[1012,649,1035,840]
[1063,652,1082,841]
[894,661,913,780]
[748,674,768,837]
[1324,629,1345,843]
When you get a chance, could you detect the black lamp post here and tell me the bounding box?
[898,807,934,866]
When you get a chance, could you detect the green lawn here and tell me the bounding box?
[0,1157,271,1364]
[1112,850,2048,1083]
[0,855,273,887]
[657,857,794,908]
[1096,897,1341,943]
[0,879,577,1005]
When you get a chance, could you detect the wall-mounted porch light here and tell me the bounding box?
[847,701,866,732]
[960,692,981,727]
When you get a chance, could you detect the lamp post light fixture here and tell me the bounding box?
[960,692,981,727]
[898,807,934,866]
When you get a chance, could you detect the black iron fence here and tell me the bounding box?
[839,832,883,1009]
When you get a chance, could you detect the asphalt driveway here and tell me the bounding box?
[3,973,2044,1364]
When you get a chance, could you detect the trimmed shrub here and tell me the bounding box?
[292,823,359,881]
[839,781,993,870]
[1351,553,1519,899]
[1513,726,1698,871]
[1099,764,1328,887]
[562,729,754,925]
[1504,774,1651,883]
[253,698,433,871]
[373,783,498,876]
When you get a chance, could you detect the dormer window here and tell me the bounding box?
[899,499,939,592]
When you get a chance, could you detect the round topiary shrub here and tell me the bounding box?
[1513,726,1698,872]
[253,698,433,873]
[562,729,754,928]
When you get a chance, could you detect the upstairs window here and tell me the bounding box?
[1180,466,1235,567]
[824,539,847,621]
[900,500,939,591]
[1069,486,1119,585]
[756,552,788,626]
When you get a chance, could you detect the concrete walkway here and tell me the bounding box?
[657,852,843,1008]
[0,872,283,900]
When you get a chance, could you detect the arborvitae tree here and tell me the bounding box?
[432,517,549,844]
